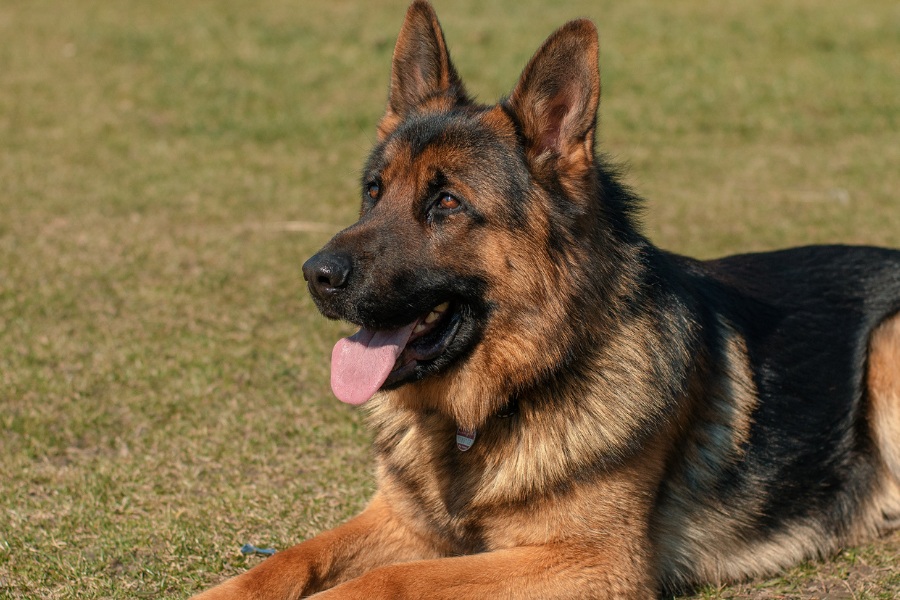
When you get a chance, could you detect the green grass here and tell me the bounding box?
[1,0,898,597]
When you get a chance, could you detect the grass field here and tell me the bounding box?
[1,0,898,597]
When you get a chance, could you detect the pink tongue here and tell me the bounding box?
[330,321,418,405]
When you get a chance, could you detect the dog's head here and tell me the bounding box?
[303,1,615,426]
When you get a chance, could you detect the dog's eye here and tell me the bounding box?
[365,182,380,200]
[438,193,460,210]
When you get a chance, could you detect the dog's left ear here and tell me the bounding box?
[378,1,470,139]
[506,20,600,172]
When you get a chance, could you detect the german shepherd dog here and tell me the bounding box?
[195,1,900,598]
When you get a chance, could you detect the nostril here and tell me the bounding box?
[315,264,343,289]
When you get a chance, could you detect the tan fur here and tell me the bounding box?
[860,312,900,545]
[869,312,900,480]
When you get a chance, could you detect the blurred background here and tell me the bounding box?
[1,0,897,597]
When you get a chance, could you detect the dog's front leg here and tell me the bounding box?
[308,542,655,600]
[191,494,439,600]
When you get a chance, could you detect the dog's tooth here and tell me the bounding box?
[425,311,440,324]
[435,302,449,313]
[413,322,427,334]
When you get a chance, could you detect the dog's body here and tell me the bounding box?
[195,2,900,598]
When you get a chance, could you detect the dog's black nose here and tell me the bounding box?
[303,251,353,296]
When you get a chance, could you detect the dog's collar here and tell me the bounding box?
[456,396,519,451]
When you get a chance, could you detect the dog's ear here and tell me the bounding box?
[506,20,600,172]
[378,0,470,139]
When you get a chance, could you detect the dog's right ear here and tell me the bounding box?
[378,0,470,139]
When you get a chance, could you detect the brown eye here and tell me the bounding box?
[438,193,460,210]
[366,182,380,200]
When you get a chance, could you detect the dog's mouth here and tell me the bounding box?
[330,301,462,405]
